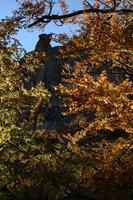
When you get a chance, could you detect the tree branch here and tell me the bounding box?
[28,8,133,28]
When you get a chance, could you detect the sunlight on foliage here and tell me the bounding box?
[0,1,133,200]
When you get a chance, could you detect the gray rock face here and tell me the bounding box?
[35,33,52,52]
[34,34,65,90]
[33,34,67,129]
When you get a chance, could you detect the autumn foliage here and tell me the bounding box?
[0,1,133,200]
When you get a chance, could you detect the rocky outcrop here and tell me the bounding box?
[34,34,76,90]
[34,34,130,87]
[34,34,64,89]
[33,34,68,129]
[32,34,132,130]
[35,33,53,52]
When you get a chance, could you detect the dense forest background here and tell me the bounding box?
[0,1,133,200]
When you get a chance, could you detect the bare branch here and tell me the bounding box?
[28,8,133,28]
[47,0,54,16]
[83,0,94,10]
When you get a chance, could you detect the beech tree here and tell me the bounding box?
[0,1,133,200]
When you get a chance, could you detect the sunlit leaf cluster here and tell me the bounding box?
[0,1,133,200]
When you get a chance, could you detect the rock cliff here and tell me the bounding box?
[34,34,71,129]
[32,34,132,130]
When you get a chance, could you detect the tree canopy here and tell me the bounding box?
[0,1,133,200]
